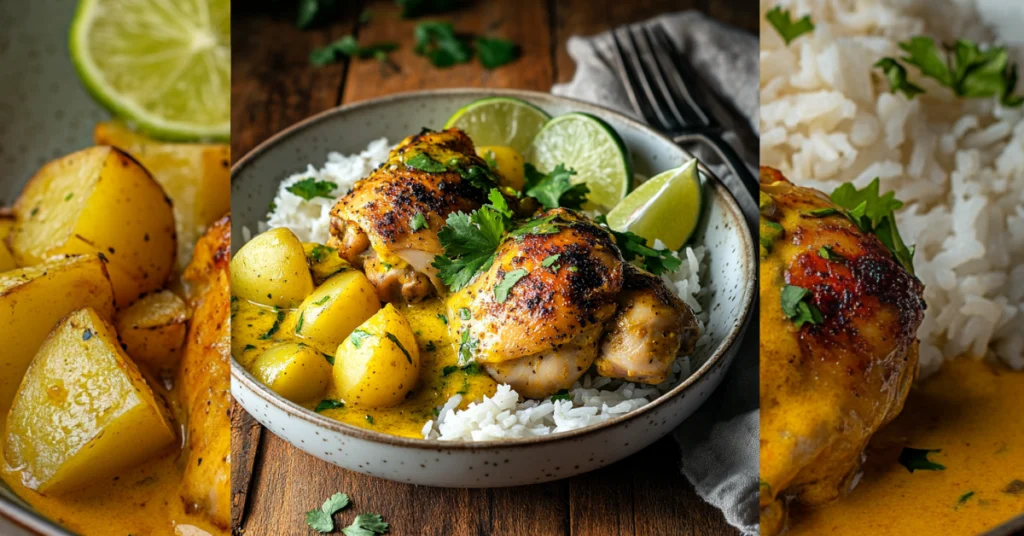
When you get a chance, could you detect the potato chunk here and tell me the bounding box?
[231,227,313,308]
[334,304,420,408]
[0,255,115,409]
[0,242,13,272]
[115,290,188,371]
[4,308,176,494]
[251,343,331,403]
[8,146,176,307]
[94,122,230,270]
[295,269,380,353]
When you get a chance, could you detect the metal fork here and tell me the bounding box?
[609,24,759,203]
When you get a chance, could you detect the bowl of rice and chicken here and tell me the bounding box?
[229,89,756,487]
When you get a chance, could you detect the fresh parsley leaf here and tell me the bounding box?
[493,268,529,303]
[475,37,519,69]
[411,212,429,231]
[875,58,925,99]
[287,178,337,201]
[550,389,571,402]
[397,0,458,18]
[406,152,448,172]
[898,447,946,472]
[315,399,345,413]
[831,179,915,273]
[541,254,561,268]
[305,492,351,533]
[780,284,823,328]
[358,8,374,25]
[766,6,814,45]
[456,163,499,191]
[259,309,285,340]
[487,189,512,217]
[350,329,373,348]
[309,244,336,262]
[523,163,589,210]
[310,36,398,66]
[385,332,413,363]
[341,513,389,536]
[414,21,472,68]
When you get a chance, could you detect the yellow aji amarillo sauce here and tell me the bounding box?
[789,358,1024,535]
[233,297,497,438]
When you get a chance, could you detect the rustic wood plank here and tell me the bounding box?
[229,402,263,532]
[340,0,554,103]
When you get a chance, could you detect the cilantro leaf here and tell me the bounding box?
[956,491,975,506]
[898,447,946,472]
[601,224,682,275]
[509,214,559,237]
[541,254,561,268]
[523,163,589,210]
[341,513,389,536]
[315,399,345,413]
[414,21,472,68]
[432,190,511,290]
[550,389,571,402]
[875,58,925,99]
[350,329,373,348]
[831,179,915,273]
[442,362,480,377]
[305,492,351,533]
[287,178,337,201]
[406,153,448,172]
[483,150,498,170]
[384,332,413,363]
[410,212,429,231]
[493,268,529,303]
[803,207,840,218]
[310,36,398,66]
[309,244,336,262]
[818,245,838,261]
[781,285,823,328]
[297,0,338,29]
[765,6,814,45]
[259,309,285,340]
[900,36,954,86]
[475,37,519,69]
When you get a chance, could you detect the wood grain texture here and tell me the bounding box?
[230,1,754,534]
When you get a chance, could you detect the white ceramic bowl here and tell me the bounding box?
[231,88,757,488]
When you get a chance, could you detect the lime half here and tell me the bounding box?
[606,159,703,250]
[526,112,632,211]
[444,97,550,153]
[70,0,230,141]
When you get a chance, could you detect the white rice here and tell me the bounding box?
[760,0,1024,375]
[260,141,709,441]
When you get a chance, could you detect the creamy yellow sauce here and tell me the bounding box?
[233,297,497,438]
[789,358,1024,535]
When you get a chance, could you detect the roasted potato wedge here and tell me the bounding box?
[231,227,313,308]
[295,269,380,353]
[94,122,230,269]
[334,304,420,408]
[8,146,176,307]
[4,308,176,494]
[251,342,331,403]
[115,290,188,371]
[303,242,351,285]
[0,255,115,409]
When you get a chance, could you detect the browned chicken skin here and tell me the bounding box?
[328,129,491,303]
[758,168,925,535]
[177,215,231,529]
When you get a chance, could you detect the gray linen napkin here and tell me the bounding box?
[552,11,760,535]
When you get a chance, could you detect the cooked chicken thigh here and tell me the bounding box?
[328,129,492,303]
[759,168,925,535]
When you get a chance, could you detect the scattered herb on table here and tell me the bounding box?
[296,0,339,29]
[315,399,346,413]
[414,21,472,68]
[305,492,351,533]
[493,268,529,303]
[475,36,519,69]
[341,513,389,536]
[781,285,823,328]
[898,447,946,472]
[311,35,398,66]
[287,178,337,201]
[765,5,814,45]
[831,178,915,274]
[523,163,589,210]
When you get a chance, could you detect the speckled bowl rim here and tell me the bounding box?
[230,88,756,450]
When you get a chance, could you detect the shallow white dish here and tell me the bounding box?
[230,88,757,488]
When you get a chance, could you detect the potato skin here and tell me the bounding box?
[3,308,176,494]
[115,289,188,371]
[334,304,420,408]
[251,343,331,403]
[231,227,314,308]
[295,269,380,353]
[8,146,176,307]
[0,255,116,410]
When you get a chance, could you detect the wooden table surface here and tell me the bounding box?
[230,1,756,534]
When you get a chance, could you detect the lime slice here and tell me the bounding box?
[606,159,703,250]
[526,113,632,212]
[70,0,230,141]
[445,97,550,153]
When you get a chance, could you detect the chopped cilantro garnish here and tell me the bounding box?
[314,399,345,413]
[766,6,814,45]
[406,152,448,172]
[523,163,589,210]
[397,0,458,18]
[304,492,350,533]
[414,21,472,68]
[475,36,520,70]
[875,58,925,99]
[350,329,373,348]
[804,207,839,218]
[341,512,389,536]
[243,344,257,352]
[458,308,471,321]
[410,212,429,231]
[818,245,838,261]
[898,447,946,472]
[385,332,413,363]
[493,268,529,303]
[541,254,561,268]
[550,389,571,402]
[483,150,498,170]
[323,352,335,365]
[365,415,375,425]
[603,225,682,275]
[313,295,332,306]
[425,341,437,352]
[259,309,285,340]
[457,330,477,364]
[956,491,975,507]
[781,285,823,328]
[287,178,337,201]
[442,362,480,377]
[431,189,510,291]
[509,214,559,237]
[437,313,448,325]
[296,313,306,334]
[831,179,915,273]
[309,244,336,263]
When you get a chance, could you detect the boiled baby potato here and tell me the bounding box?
[231,227,313,308]
[4,308,176,494]
[251,342,331,403]
[295,269,380,353]
[0,208,13,239]
[8,146,176,307]
[334,304,420,408]
[94,121,230,269]
[303,242,351,285]
[477,145,525,191]
[115,290,188,372]
[0,255,115,410]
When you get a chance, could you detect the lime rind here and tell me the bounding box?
[526,112,633,212]
[444,97,550,153]
[606,159,703,250]
[69,0,230,141]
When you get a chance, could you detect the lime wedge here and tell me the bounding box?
[606,159,703,250]
[525,112,632,211]
[70,0,230,141]
[445,97,550,153]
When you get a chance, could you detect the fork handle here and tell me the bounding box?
[672,131,759,208]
